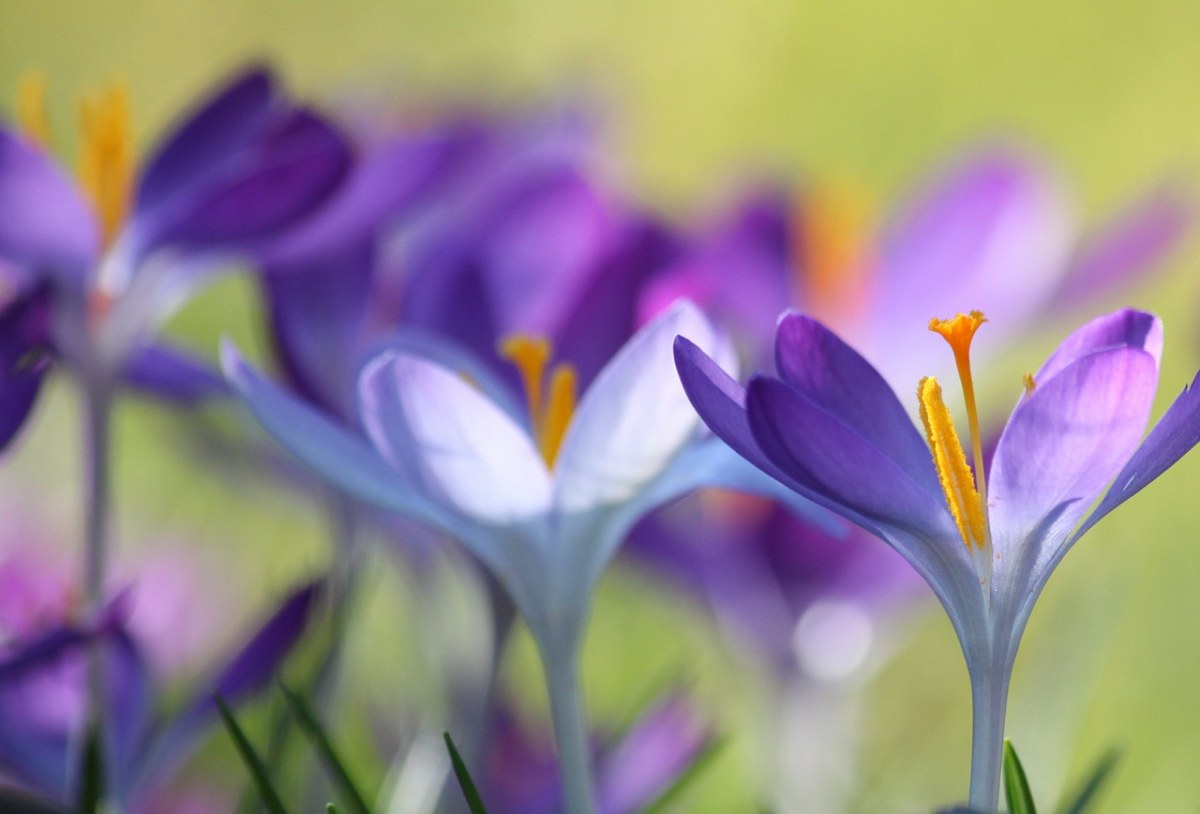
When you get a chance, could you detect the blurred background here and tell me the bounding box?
[2,1,1200,811]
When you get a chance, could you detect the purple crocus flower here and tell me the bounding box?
[676,307,1200,810]
[0,578,321,809]
[645,145,1189,388]
[0,65,351,401]
[476,695,711,814]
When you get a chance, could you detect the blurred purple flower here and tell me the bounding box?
[644,145,1190,387]
[0,66,351,402]
[0,575,321,809]
[628,494,919,677]
[675,307,1200,808]
[476,695,711,814]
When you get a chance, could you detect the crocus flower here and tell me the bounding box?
[676,307,1200,811]
[645,145,1189,388]
[224,300,814,813]
[0,578,321,809]
[0,65,350,402]
[477,694,711,814]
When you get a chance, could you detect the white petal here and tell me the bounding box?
[359,351,553,525]
[554,299,716,513]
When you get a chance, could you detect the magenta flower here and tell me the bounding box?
[676,308,1200,810]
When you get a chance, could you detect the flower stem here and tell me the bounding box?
[967,659,1012,812]
[83,379,113,626]
[81,377,114,812]
[543,652,596,814]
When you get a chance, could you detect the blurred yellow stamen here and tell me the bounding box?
[78,82,133,249]
[16,71,52,147]
[499,335,578,467]
[795,181,873,321]
[1023,372,1036,395]
[918,377,986,550]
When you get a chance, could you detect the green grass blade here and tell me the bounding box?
[326,805,340,814]
[279,683,372,814]
[444,731,489,814]
[76,723,104,814]
[640,737,726,814]
[1056,749,1120,814]
[1003,739,1038,814]
[215,695,291,814]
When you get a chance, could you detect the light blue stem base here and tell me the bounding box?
[543,653,597,814]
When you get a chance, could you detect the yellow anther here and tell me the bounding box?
[1023,372,1036,395]
[540,366,576,466]
[499,335,550,427]
[499,334,578,467]
[78,82,134,248]
[918,377,987,550]
[16,71,52,148]
[795,181,873,321]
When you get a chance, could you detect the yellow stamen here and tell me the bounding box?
[499,335,578,467]
[540,366,576,466]
[16,71,52,147]
[78,82,134,249]
[794,181,873,322]
[928,311,990,531]
[918,377,986,550]
[1022,372,1036,395]
[499,335,550,429]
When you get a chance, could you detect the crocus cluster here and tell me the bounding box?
[0,61,1195,814]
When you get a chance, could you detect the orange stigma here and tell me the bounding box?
[499,335,578,467]
[78,81,134,249]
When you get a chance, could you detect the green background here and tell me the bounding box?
[2,1,1200,811]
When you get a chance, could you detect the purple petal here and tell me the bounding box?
[596,697,711,814]
[673,336,813,499]
[262,240,375,418]
[0,129,97,277]
[1036,308,1162,383]
[774,313,940,493]
[1052,182,1192,305]
[135,67,277,218]
[0,288,52,454]
[0,621,148,802]
[257,131,466,267]
[122,342,226,404]
[989,347,1158,549]
[1073,370,1200,542]
[477,706,562,814]
[639,187,791,365]
[143,108,351,251]
[169,582,321,742]
[875,146,1071,347]
[746,375,955,542]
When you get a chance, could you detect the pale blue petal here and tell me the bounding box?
[221,341,456,531]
